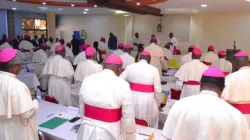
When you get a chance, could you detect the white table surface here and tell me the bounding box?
[17,71,40,89]
[38,101,165,140]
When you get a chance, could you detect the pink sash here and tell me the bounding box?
[84,104,121,123]
[203,61,212,66]
[100,50,106,55]
[129,82,154,93]
[230,103,250,114]
[223,72,229,76]
[184,81,200,85]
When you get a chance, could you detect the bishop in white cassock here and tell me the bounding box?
[132,33,142,52]
[200,45,219,66]
[162,45,173,72]
[112,43,124,56]
[32,43,49,92]
[180,45,195,66]
[65,42,74,64]
[0,39,25,60]
[212,50,232,75]
[18,35,34,61]
[221,51,250,126]
[43,45,74,106]
[50,40,61,56]
[162,67,250,140]
[175,48,208,99]
[0,48,39,140]
[167,33,178,54]
[77,54,136,140]
[74,47,102,82]
[120,51,162,128]
[73,44,89,66]
[119,44,135,71]
[145,37,165,79]
[99,37,108,60]
[46,37,54,48]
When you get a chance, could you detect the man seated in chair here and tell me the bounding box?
[175,48,208,99]
[120,51,162,128]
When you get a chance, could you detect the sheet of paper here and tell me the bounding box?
[56,112,76,120]
[136,133,149,140]
[67,106,79,115]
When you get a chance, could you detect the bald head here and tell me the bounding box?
[234,56,249,71]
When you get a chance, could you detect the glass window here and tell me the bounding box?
[22,18,47,38]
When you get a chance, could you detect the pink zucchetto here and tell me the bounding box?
[124,44,131,49]
[118,43,124,47]
[6,38,12,43]
[208,45,214,51]
[105,54,123,65]
[85,47,96,56]
[55,45,64,52]
[81,44,90,50]
[140,51,151,56]
[0,48,17,62]
[234,51,248,57]
[203,67,225,78]
[193,48,202,55]
[41,43,47,48]
[218,50,226,56]
[25,35,30,39]
[66,42,71,46]
[189,45,196,49]
[152,37,157,41]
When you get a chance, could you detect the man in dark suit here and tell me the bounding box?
[32,35,39,47]
[0,34,7,45]
[13,35,21,50]
[71,35,80,56]
[38,34,47,44]
[108,32,117,50]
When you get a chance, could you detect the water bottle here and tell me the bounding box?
[36,89,42,102]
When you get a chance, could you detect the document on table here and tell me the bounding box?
[136,133,149,140]
[39,117,69,130]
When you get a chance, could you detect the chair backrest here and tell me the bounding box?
[135,118,149,127]
[170,89,181,100]
[38,130,45,140]
[176,49,181,55]
[44,95,58,104]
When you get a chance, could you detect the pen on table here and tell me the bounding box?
[47,113,55,118]
[138,133,150,136]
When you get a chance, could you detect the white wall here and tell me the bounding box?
[190,12,250,55]
[58,15,127,45]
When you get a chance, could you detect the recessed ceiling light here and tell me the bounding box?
[84,9,89,11]
[201,4,207,7]
[42,2,46,5]
[58,8,63,11]
[71,4,75,7]
[94,5,97,8]
[12,0,16,1]
[136,2,140,6]
[12,8,16,10]
[83,12,87,14]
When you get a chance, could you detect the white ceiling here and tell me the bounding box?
[1,0,250,15]
[152,0,250,14]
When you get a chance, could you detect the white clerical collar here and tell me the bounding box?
[0,71,16,77]
[139,59,148,63]
[103,69,116,76]
[200,90,219,98]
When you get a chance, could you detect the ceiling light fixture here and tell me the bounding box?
[83,12,87,14]
[12,8,16,10]
[84,9,89,11]
[42,2,46,5]
[71,4,75,7]
[201,4,207,7]
[136,2,140,6]
[94,5,98,8]
[58,8,63,11]
[12,0,16,1]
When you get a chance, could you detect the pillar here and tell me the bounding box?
[47,12,56,40]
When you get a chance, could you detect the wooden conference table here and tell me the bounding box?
[38,101,165,140]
